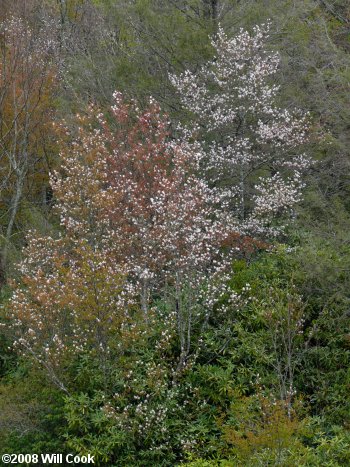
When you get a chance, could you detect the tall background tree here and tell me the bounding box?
[0,9,58,279]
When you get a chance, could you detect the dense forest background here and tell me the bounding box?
[0,1,349,465]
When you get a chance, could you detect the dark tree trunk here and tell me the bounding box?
[203,0,218,20]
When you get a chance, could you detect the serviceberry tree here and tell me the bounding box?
[6,93,236,381]
[170,23,311,237]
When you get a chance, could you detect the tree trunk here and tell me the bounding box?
[203,0,218,20]
[1,169,25,274]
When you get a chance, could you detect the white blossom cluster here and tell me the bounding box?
[7,233,136,370]
[170,23,312,236]
[0,15,58,70]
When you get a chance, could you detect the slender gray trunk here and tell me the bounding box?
[1,168,25,274]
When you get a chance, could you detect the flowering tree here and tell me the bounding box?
[7,93,236,381]
[8,236,134,392]
[170,23,311,237]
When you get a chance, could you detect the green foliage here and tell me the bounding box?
[63,0,215,110]
[0,364,66,455]
[1,237,349,465]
